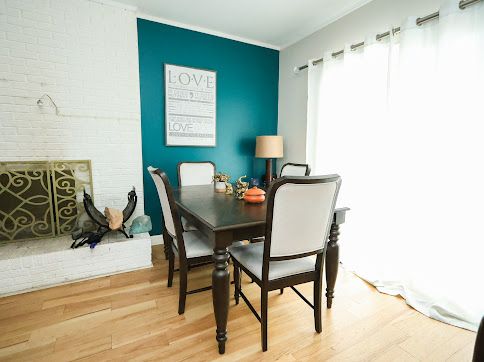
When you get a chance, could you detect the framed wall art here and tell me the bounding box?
[164,64,216,147]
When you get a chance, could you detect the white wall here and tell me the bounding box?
[277,0,443,167]
[0,0,144,217]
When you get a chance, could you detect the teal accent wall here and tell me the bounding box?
[137,19,279,235]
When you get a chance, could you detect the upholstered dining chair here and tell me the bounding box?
[148,166,215,314]
[249,163,311,246]
[177,161,216,231]
[229,175,341,351]
[280,162,311,177]
[177,161,215,186]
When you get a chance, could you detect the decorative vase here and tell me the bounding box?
[244,186,266,203]
[215,181,226,193]
[235,176,249,199]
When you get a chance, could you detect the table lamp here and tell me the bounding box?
[255,135,283,186]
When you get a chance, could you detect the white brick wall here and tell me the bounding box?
[0,0,144,216]
[0,233,152,295]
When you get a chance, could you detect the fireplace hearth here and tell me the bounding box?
[0,161,152,296]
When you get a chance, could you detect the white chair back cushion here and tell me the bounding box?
[270,181,338,257]
[280,164,308,177]
[179,162,215,186]
[148,167,176,236]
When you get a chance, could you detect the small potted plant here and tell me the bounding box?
[213,172,230,193]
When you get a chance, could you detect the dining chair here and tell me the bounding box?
[229,175,341,351]
[148,166,215,314]
[249,162,311,245]
[177,161,216,186]
[177,161,216,231]
[280,162,311,177]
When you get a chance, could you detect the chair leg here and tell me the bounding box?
[314,275,323,333]
[162,229,170,260]
[261,289,268,352]
[234,264,240,305]
[178,264,188,315]
[167,253,174,287]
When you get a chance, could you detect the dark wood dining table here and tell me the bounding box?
[172,184,349,354]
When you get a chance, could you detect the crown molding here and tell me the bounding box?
[137,13,281,51]
[280,0,375,49]
[96,0,373,51]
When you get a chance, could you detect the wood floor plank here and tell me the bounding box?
[110,282,171,310]
[41,281,150,309]
[77,333,169,362]
[446,341,476,362]
[291,301,413,361]
[425,331,476,361]
[62,296,112,320]
[0,305,65,338]
[0,245,476,361]
[51,332,112,361]
[1,277,111,307]
[397,314,465,360]
[0,333,30,350]
[0,341,55,362]
[326,324,409,361]
[0,300,42,320]
[0,332,56,360]
[371,345,418,362]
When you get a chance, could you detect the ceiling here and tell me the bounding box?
[119,0,373,49]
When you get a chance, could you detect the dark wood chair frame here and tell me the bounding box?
[151,168,213,315]
[279,162,311,177]
[177,161,216,187]
[231,175,341,351]
[473,316,484,362]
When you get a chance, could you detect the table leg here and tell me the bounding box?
[212,246,230,354]
[325,222,340,308]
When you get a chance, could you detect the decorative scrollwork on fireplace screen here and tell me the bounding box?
[0,160,94,243]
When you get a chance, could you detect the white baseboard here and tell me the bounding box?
[151,234,164,245]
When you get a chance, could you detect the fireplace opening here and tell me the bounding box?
[0,160,94,243]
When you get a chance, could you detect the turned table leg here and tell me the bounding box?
[212,246,230,354]
[325,222,340,308]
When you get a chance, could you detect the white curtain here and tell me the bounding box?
[308,0,484,331]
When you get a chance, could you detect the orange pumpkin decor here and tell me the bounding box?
[244,186,266,204]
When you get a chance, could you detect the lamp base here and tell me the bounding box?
[265,159,273,186]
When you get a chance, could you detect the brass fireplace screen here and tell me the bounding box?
[0,160,94,243]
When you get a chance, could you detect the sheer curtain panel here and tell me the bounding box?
[307,0,484,331]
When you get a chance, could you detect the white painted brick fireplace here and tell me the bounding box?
[0,233,152,296]
[0,0,152,295]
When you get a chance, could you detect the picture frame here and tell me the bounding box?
[164,64,217,147]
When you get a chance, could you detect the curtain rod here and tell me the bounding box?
[294,0,481,73]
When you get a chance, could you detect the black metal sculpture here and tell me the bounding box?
[70,227,109,249]
[70,187,137,249]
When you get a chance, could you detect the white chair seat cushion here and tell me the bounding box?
[173,231,244,259]
[229,243,316,281]
[181,216,198,231]
[173,230,213,259]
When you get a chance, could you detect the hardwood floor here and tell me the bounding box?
[0,246,476,361]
